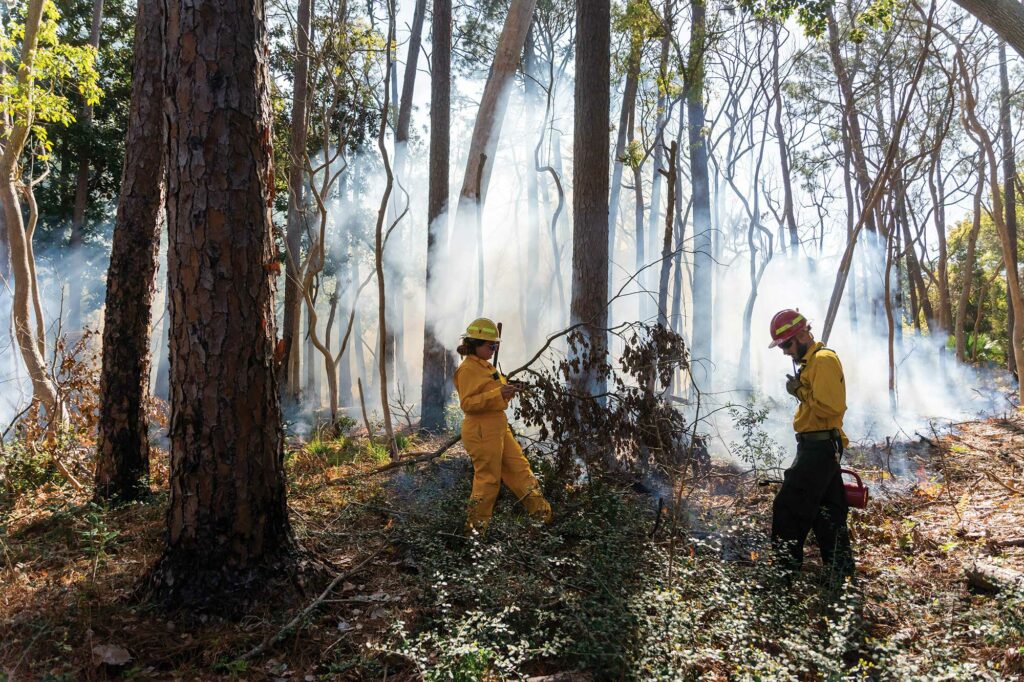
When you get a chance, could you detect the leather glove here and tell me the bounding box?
[785,374,802,398]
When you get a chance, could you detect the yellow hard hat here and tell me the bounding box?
[465,317,501,342]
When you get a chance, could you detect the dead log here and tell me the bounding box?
[330,432,462,485]
[964,559,1024,592]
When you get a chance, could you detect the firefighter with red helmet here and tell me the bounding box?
[769,309,855,580]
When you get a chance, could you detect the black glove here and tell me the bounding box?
[785,374,802,397]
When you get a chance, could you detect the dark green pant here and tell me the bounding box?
[771,440,854,577]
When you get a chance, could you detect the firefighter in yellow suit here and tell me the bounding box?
[454,318,552,530]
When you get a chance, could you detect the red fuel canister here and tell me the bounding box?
[841,468,869,509]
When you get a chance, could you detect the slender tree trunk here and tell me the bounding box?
[958,47,1024,401]
[305,304,319,405]
[383,0,426,393]
[955,157,984,362]
[644,1,672,315]
[657,141,678,328]
[95,0,166,502]
[0,195,7,281]
[152,0,291,600]
[420,0,452,433]
[884,224,897,405]
[929,150,953,332]
[374,1,398,456]
[608,27,640,281]
[524,25,543,347]
[570,0,610,393]
[1000,42,1018,378]
[281,0,313,401]
[154,295,170,399]
[0,0,58,418]
[771,23,798,251]
[826,7,879,240]
[688,0,713,391]
[66,0,104,334]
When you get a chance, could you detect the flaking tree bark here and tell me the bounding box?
[420,0,454,433]
[150,0,292,601]
[95,0,166,502]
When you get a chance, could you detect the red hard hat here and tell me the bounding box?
[768,309,808,348]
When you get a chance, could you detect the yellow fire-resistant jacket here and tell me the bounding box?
[454,355,509,421]
[793,342,849,447]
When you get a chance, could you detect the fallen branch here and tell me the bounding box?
[964,559,1024,592]
[330,431,463,485]
[237,547,385,662]
[984,469,1024,496]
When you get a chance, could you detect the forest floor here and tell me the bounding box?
[1,413,1023,680]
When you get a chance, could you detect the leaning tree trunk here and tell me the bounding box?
[570,0,610,394]
[688,0,713,392]
[67,0,104,335]
[0,0,58,419]
[95,0,166,502]
[280,0,313,402]
[420,0,453,433]
[453,0,537,312]
[150,0,291,602]
[952,0,1024,60]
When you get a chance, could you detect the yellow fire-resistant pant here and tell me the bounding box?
[462,415,552,530]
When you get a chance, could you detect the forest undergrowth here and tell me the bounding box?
[1,414,1024,680]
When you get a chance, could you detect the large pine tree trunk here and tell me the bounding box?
[152,0,291,600]
[281,0,313,402]
[570,0,610,393]
[420,0,453,433]
[688,0,713,392]
[95,0,166,502]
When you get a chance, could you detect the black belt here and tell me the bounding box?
[795,429,840,443]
